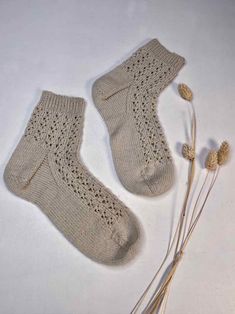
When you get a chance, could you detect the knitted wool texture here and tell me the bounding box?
[92,39,185,196]
[4,91,140,264]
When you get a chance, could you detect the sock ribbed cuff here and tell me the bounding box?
[37,91,86,115]
[139,39,185,73]
[93,39,185,100]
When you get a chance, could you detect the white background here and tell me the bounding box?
[0,1,235,313]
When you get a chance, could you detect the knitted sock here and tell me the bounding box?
[4,91,140,264]
[92,39,185,196]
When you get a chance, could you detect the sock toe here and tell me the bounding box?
[109,213,140,264]
[141,161,175,196]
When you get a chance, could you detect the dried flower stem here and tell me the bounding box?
[131,219,181,313]
[148,253,183,314]
[187,172,209,232]
[146,160,220,314]
[174,100,196,257]
[183,169,219,246]
[145,169,217,314]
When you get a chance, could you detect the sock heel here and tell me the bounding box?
[4,137,47,195]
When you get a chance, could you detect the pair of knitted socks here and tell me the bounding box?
[4,39,185,264]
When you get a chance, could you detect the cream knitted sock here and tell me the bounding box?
[92,39,185,196]
[4,91,140,264]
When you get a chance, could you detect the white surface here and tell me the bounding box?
[0,1,235,314]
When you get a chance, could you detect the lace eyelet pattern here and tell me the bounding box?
[123,47,173,165]
[24,106,124,227]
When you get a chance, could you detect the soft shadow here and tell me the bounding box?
[0,89,42,190]
[166,160,184,253]
[142,259,178,313]
[208,138,218,150]
[171,81,179,96]
[175,141,183,156]
[198,147,209,169]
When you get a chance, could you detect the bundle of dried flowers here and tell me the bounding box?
[131,84,230,314]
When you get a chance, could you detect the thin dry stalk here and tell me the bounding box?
[161,282,171,314]
[183,169,219,247]
[174,100,196,257]
[146,168,219,314]
[148,254,183,314]
[131,219,181,313]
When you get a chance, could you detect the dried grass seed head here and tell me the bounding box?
[206,150,218,171]
[178,84,193,102]
[217,141,230,165]
[182,143,195,161]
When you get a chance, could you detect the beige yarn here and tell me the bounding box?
[4,91,140,264]
[92,39,185,196]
